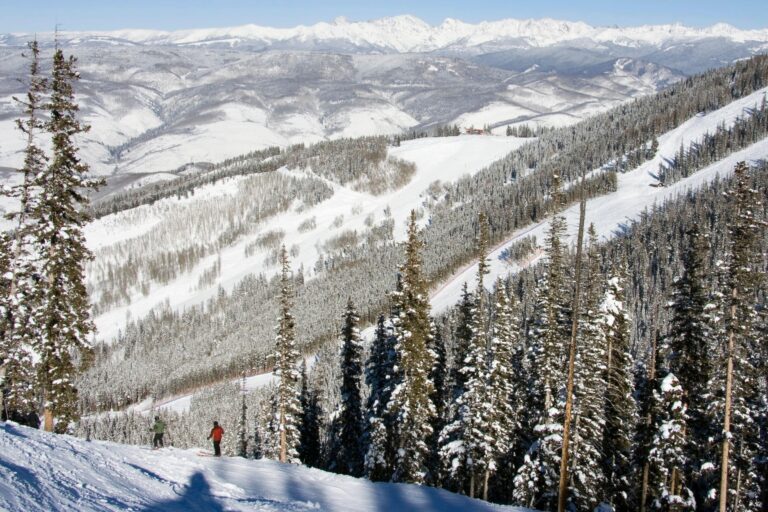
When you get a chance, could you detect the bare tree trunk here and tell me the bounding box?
[557,193,587,512]
[483,469,490,501]
[279,398,287,463]
[718,287,737,512]
[43,409,53,432]
[640,332,657,512]
[470,472,475,499]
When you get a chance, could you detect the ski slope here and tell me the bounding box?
[87,135,530,343]
[430,86,768,311]
[0,422,531,512]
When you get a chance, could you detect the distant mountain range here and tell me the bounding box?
[0,16,765,181]
[4,15,768,57]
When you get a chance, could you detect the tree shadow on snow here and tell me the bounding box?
[141,471,224,512]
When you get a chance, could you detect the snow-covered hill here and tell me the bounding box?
[0,43,683,178]
[1,16,764,180]
[0,421,530,512]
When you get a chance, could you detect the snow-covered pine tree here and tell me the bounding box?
[648,373,695,511]
[272,246,301,463]
[568,225,607,511]
[451,282,474,398]
[513,175,570,511]
[600,263,638,511]
[662,225,715,503]
[298,360,322,467]
[440,213,492,497]
[636,331,661,512]
[0,40,47,425]
[386,210,437,484]
[717,161,766,512]
[426,321,448,486]
[33,47,102,433]
[364,314,395,481]
[333,298,365,476]
[485,277,519,501]
[238,372,248,457]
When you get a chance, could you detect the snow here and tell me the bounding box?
[11,16,768,51]
[87,135,529,343]
[429,87,768,312]
[0,422,531,512]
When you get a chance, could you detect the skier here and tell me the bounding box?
[208,421,224,456]
[151,416,166,449]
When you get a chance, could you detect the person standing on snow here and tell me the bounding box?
[208,421,224,456]
[151,416,166,449]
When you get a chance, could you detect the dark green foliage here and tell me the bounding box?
[333,299,365,476]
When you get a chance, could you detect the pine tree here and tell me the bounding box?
[717,161,765,511]
[426,322,449,486]
[649,373,695,511]
[34,47,102,433]
[0,40,47,425]
[485,278,520,501]
[663,225,715,502]
[600,265,637,511]
[568,225,607,511]
[364,314,396,481]
[298,361,322,467]
[514,175,569,510]
[334,298,365,476]
[386,210,436,484]
[451,282,474,397]
[272,245,301,463]
[440,213,492,497]
[238,372,248,457]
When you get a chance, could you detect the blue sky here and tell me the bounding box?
[2,0,767,33]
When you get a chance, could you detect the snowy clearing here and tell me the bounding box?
[0,422,531,512]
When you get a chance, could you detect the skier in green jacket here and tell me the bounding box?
[151,416,166,449]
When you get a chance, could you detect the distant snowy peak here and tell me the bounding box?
[5,16,768,52]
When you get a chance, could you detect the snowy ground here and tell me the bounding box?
[0,422,531,512]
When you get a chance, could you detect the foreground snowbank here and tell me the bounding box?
[0,422,530,512]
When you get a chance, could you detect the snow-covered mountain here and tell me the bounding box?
[0,421,529,511]
[2,15,764,180]
[3,16,768,54]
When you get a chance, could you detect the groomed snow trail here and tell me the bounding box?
[0,422,531,512]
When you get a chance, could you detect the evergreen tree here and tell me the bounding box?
[426,322,449,486]
[568,226,607,511]
[440,213,492,497]
[334,298,365,476]
[298,361,322,467]
[600,265,637,511]
[272,246,301,463]
[514,175,569,510]
[663,225,715,504]
[485,278,520,501]
[716,161,765,511]
[451,282,474,397]
[364,314,396,481]
[649,373,695,511]
[386,210,436,484]
[0,40,47,425]
[33,47,102,433]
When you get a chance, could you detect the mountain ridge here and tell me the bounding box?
[3,15,768,52]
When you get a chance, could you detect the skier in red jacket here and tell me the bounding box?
[208,421,224,456]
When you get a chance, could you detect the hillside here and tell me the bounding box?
[71,56,768,411]
[0,422,529,512]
